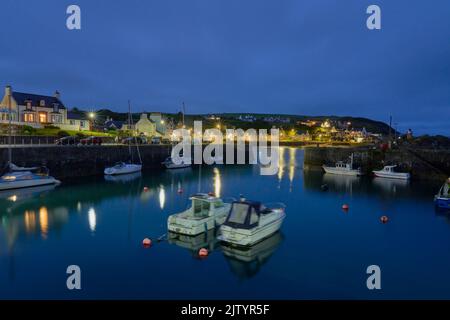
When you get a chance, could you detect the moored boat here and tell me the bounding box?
[218,200,286,247]
[435,178,450,210]
[163,157,192,169]
[104,162,142,175]
[0,170,60,191]
[373,165,410,180]
[167,193,231,235]
[322,153,363,176]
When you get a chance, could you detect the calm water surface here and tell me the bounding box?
[0,147,449,299]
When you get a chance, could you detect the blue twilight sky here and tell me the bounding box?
[0,0,449,135]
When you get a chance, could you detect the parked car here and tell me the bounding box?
[121,136,147,145]
[79,136,103,146]
[151,136,161,144]
[55,136,80,145]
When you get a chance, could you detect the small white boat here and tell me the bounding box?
[167,193,231,235]
[0,171,60,191]
[163,157,191,169]
[104,162,142,175]
[322,153,363,176]
[218,200,286,247]
[373,165,410,180]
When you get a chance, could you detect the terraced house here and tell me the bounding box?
[0,85,89,131]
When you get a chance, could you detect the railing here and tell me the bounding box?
[0,135,57,145]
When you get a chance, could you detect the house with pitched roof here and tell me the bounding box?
[0,85,90,131]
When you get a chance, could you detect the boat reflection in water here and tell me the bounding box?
[168,229,220,255]
[221,232,284,280]
[322,173,360,195]
[372,176,409,196]
[104,171,142,183]
[0,184,58,213]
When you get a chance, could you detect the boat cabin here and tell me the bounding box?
[382,165,397,173]
[335,161,351,170]
[189,194,226,218]
[223,201,270,229]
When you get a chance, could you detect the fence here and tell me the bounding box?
[0,135,58,145]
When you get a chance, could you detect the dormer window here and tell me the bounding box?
[26,101,32,109]
[40,100,45,107]
[53,103,59,113]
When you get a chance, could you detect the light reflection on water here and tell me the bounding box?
[0,147,449,299]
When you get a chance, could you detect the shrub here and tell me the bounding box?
[44,125,59,130]
[21,125,36,135]
[75,132,85,138]
[57,130,70,137]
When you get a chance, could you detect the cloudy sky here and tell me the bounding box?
[1,0,449,135]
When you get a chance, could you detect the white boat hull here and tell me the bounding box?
[168,205,230,236]
[104,164,142,175]
[323,165,362,176]
[373,170,410,180]
[0,177,60,191]
[219,212,285,246]
[164,162,191,169]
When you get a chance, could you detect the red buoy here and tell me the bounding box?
[198,248,208,257]
[143,187,149,192]
[342,204,349,211]
[142,238,152,247]
[380,215,389,224]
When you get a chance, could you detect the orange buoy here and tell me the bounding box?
[142,238,152,247]
[198,248,208,257]
[143,186,149,192]
[342,204,349,211]
[380,215,389,224]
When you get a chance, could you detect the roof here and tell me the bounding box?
[12,92,66,109]
[104,120,124,129]
[67,112,88,120]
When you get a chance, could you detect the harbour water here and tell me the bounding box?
[0,147,449,299]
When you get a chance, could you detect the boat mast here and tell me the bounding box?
[7,89,12,168]
[128,100,142,165]
[182,102,185,128]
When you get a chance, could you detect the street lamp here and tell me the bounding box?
[89,112,95,119]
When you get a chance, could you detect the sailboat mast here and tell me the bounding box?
[182,102,185,127]
[7,89,12,167]
[128,100,142,165]
[128,100,133,162]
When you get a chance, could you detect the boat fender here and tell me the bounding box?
[380,215,389,224]
[143,186,149,192]
[199,248,208,257]
[342,204,349,211]
[142,238,152,247]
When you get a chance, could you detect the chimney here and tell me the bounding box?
[54,90,60,100]
[5,85,12,96]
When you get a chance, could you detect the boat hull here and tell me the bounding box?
[0,177,60,191]
[164,163,191,169]
[218,213,285,246]
[104,164,142,175]
[167,205,230,236]
[373,171,410,180]
[322,166,362,176]
[435,196,450,210]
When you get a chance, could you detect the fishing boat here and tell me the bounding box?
[104,100,142,176]
[167,193,231,235]
[162,156,191,169]
[373,165,410,180]
[218,200,286,247]
[0,91,60,191]
[435,178,450,210]
[322,153,363,176]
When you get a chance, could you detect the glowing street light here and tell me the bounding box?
[89,112,95,119]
